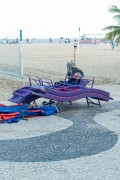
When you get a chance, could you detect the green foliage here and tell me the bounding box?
[103,5,120,45]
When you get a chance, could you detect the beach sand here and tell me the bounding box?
[0,43,120,101]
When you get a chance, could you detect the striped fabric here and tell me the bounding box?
[9,83,111,104]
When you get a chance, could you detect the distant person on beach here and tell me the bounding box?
[26,38,29,44]
[68,38,70,43]
[59,37,63,43]
[94,37,96,44]
[64,38,71,43]
[3,38,6,44]
[49,38,53,43]
[110,40,115,50]
[5,38,8,44]
[15,38,18,44]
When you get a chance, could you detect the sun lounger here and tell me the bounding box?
[9,77,112,111]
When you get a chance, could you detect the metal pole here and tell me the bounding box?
[74,47,76,65]
[19,30,23,78]
[74,38,77,66]
[78,27,80,53]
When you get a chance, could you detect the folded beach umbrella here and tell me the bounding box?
[0,112,22,123]
[0,104,57,123]
[0,104,29,113]
[23,106,57,118]
[0,104,29,123]
[38,106,58,116]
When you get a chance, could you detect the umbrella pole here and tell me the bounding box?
[74,46,77,66]
[73,38,77,66]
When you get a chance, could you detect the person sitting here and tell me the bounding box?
[67,73,81,85]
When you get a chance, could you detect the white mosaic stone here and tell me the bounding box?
[0,88,120,180]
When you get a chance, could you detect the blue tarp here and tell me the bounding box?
[0,104,57,123]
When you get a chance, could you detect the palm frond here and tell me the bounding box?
[105,32,115,40]
[102,25,120,31]
[104,29,120,42]
[115,36,120,45]
[108,5,120,14]
[102,4,120,45]
[113,15,120,24]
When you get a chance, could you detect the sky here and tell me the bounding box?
[0,0,120,39]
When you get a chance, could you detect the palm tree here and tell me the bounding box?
[103,5,120,45]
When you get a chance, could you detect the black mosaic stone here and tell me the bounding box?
[0,101,119,162]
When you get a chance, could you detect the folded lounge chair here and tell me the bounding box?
[8,77,112,111]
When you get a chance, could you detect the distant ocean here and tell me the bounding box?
[0,38,73,44]
[0,37,107,45]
